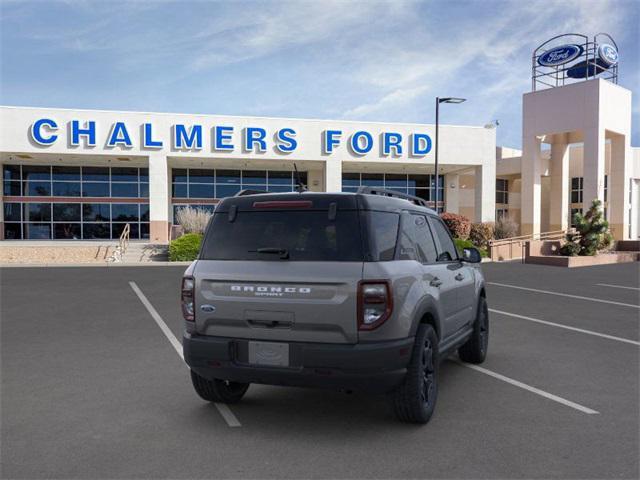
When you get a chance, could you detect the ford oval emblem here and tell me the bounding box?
[598,44,618,66]
[538,44,583,67]
[200,304,216,313]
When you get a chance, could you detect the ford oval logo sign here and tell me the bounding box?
[598,44,618,66]
[538,44,583,67]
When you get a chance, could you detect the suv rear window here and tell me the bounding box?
[200,210,363,261]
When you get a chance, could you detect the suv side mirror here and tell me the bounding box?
[462,247,482,263]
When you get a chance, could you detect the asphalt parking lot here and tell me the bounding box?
[1,261,638,479]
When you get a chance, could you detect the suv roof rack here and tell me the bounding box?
[234,189,268,197]
[356,186,430,208]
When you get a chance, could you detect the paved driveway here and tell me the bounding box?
[1,262,638,479]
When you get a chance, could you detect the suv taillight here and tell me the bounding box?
[358,280,393,330]
[181,276,195,322]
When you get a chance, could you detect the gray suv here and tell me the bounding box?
[182,188,488,423]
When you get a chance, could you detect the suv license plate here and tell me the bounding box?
[248,341,290,367]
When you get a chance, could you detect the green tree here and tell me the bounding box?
[560,199,613,256]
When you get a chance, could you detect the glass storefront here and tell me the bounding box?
[342,172,445,211]
[3,164,149,239]
[171,168,308,223]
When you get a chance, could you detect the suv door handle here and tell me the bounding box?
[429,277,442,287]
[455,273,465,281]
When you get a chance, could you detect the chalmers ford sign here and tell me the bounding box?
[28,118,434,157]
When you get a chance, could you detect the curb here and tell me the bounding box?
[0,262,193,268]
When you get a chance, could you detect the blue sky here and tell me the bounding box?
[1,0,638,148]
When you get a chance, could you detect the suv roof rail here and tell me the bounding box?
[356,186,430,208]
[234,189,268,197]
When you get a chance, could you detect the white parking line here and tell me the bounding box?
[596,283,640,291]
[129,281,242,428]
[488,282,640,309]
[454,361,599,415]
[489,308,640,346]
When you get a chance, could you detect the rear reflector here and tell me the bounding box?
[253,200,313,209]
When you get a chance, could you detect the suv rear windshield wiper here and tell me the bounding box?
[249,247,290,259]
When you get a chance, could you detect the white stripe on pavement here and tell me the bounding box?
[454,361,599,415]
[129,281,242,428]
[488,282,640,309]
[489,308,640,346]
[596,283,640,291]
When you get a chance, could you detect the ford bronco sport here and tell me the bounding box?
[182,187,488,423]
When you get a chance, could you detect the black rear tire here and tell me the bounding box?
[458,296,489,364]
[389,324,438,424]
[190,370,249,404]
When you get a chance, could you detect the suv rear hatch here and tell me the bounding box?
[194,194,363,344]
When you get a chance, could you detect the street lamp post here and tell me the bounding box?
[435,96,466,211]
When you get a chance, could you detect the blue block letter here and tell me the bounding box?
[107,122,133,147]
[350,131,373,155]
[244,127,267,152]
[173,124,203,150]
[30,118,58,145]
[383,132,403,156]
[143,123,163,148]
[71,120,96,146]
[275,128,297,153]
[214,126,234,151]
[411,133,432,156]
[323,130,342,154]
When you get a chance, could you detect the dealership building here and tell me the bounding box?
[0,34,638,245]
[0,107,498,243]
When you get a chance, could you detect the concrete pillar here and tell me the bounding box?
[582,126,605,211]
[609,134,631,240]
[521,135,542,236]
[307,170,324,192]
[549,135,570,232]
[324,160,342,193]
[445,173,459,214]
[474,164,495,223]
[148,153,170,244]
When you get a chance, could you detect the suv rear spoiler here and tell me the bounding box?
[356,186,429,208]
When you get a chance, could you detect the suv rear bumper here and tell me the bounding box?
[183,333,414,393]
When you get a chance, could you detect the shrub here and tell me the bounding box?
[469,222,495,249]
[440,212,471,240]
[175,206,213,235]
[560,199,613,256]
[494,216,519,239]
[454,238,488,258]
[169,233,202,261]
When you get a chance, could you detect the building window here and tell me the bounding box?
[341,173,445,211]
[571,177,583,203]
[570,208,583,228]
[2,164,149,199]
[496,179,508,204]
[496,208,509,220]
[171,168,306,201]
[170,168,307,224]
[604,175,608,203]
[3,201,149,240]
[2,164,150,240]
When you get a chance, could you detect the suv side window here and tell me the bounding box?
[412,214,438,263]
[429,217,458,262]
[396,213,438,263]
[397,213,419,261]
[367,211,399,261]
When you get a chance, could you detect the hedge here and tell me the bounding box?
[454,238,488,258]
[169,233,203,261]
[469,222,495,249]
[440,212,471,240]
